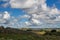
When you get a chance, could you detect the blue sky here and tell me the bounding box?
[0,0,60,28]
[0,7,25,17]
[0,0,60,16]
[46,0,60,9]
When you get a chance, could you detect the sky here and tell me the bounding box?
[0,0,60,28]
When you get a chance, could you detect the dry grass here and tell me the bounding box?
[32,31,46,35]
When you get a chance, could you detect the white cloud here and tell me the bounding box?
[1,0,60,28]
[3,11,10,20]
[0,11,10,24]
[31,19,43,25]
[25,21,32,26]
[8,0,60,27]
[21,14,30,18]
[9,0,38,8]
[49,8,60,14]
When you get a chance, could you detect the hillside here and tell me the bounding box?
[0,26,60,40]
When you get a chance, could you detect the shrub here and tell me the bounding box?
[51,30,56,32]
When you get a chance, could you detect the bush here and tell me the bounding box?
[51,30,56,32]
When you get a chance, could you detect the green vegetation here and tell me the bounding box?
[0,26,60,40]
[0,33,60,40]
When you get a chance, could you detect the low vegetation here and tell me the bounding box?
[0,26,60,40]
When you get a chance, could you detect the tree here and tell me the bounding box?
[51,29,56,32]
[0,26,4,30]
[0,26,4,33]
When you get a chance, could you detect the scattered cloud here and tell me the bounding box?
[0,0,60,28]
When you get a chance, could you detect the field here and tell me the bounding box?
[0,26,60,40]
[0,32,60,40]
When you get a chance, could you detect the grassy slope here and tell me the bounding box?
[0,31,60,40]
[0,26,60,40]
[0,32,40,40]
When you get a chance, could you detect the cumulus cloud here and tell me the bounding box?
[9,0,38,8]
[0,11,21,28]
[9,0,60,27]
[1,0,60,28]
[0,11,30,28]
[25,21,32,26]
[0,11,10,24]
[3,11,10,19]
